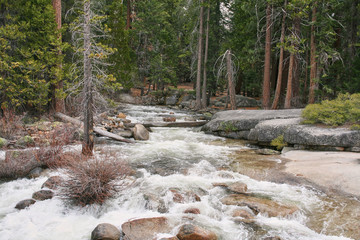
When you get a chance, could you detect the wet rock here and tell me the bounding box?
[163,117,176,122]
[221,194,298,217]
[133,124,149,141]
[232,209,255,223]
[255,149,280,155]
[27,167,44,178]
[117,113,127,119]
[15,199,36,210]
[184,208,201,214]
[91,223,121,240]
[212,182,248,194]
[122,217,171,240]
[263,236,282,240]
[158,237,179,240]
[176,224,217,240]
[42,176,63,190]
[170,189,184,203]
[144,193,168,213]
[227,182,248,194]
[32,190,54,201]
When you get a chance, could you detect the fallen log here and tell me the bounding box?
[124,121,208,128]
[54,112,134,143]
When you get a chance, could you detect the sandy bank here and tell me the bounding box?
[282,150,360,197]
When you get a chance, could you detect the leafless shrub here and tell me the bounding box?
[60,158,131,206]
[0,109,25,140]
[34,126,79,169]
[0,150,42,179]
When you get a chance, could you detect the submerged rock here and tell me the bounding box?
[184,208,201,214]
[212,182,248,194]
[232,208,255,223]
[15,199,36,210]
[41,176,63,190]
[91,223,121,240]
[32,190,54,201]
[122,217,171,240]
[221,194,298,217]
[176,224,217,240]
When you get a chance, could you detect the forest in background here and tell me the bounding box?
[1,0,360,114]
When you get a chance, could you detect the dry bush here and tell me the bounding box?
[34,126,78,169]
[60,158,131,206]
[0,109,25,140]
[0,150,42,179]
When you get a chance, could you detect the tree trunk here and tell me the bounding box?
[226,50,236,110]
[82,0,94,156]
[201,6,210,109]
[285,17,300,109]
[52,0,65,113]
[271,0,287,109]
[292,17,301,107]
[196,0,204,110]
[308,3,317,104]
[126,0,131,30]
[262,3,272,109]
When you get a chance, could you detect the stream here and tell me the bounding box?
[0,104,359,240]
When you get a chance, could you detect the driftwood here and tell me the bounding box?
[54,112,134,143]
[124,121,208,128]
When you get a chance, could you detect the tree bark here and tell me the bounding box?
[52,0,65,113]
[126,0,131,30]
[201,6,210,109]
[285,17,300,109]
[196,0,204,110]
[292,17,301,107]
[271,0,287,109]
[308,3,317,104]
[82,0,94,156]
[226,50,236,110]
[262,3,272,109]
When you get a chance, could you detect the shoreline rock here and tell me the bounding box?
[202,109,360,151]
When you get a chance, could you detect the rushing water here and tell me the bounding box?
[0,105,359,240]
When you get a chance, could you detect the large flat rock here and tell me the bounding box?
[284,125,360,148]
[202,109,302,133]
[282,150,360,197]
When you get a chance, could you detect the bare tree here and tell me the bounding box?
[68,0,115,156]
[262,3,272,109]
[196,0,204,110]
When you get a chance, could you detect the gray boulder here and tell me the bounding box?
[122,217,171,240]
[284,125,360,148]
[32,190,54,201]
[91,223,121,240]
[132,124,149,141]
[166,95,178,106]
[15,199,36,210]
[202,109,302,133]
[248,118,301,142]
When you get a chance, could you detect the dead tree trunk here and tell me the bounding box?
[271,0,287,109]
[196,0,204,110]
[126,0,131,30]
[309,3,317,104]
[226,50,236,110]
[201,6,210,109]
[262,3,272,109]
[82,0,94,156]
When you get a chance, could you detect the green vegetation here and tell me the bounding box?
[302,93,360,126]
[270,135,288,150]
[220,121,238,133]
